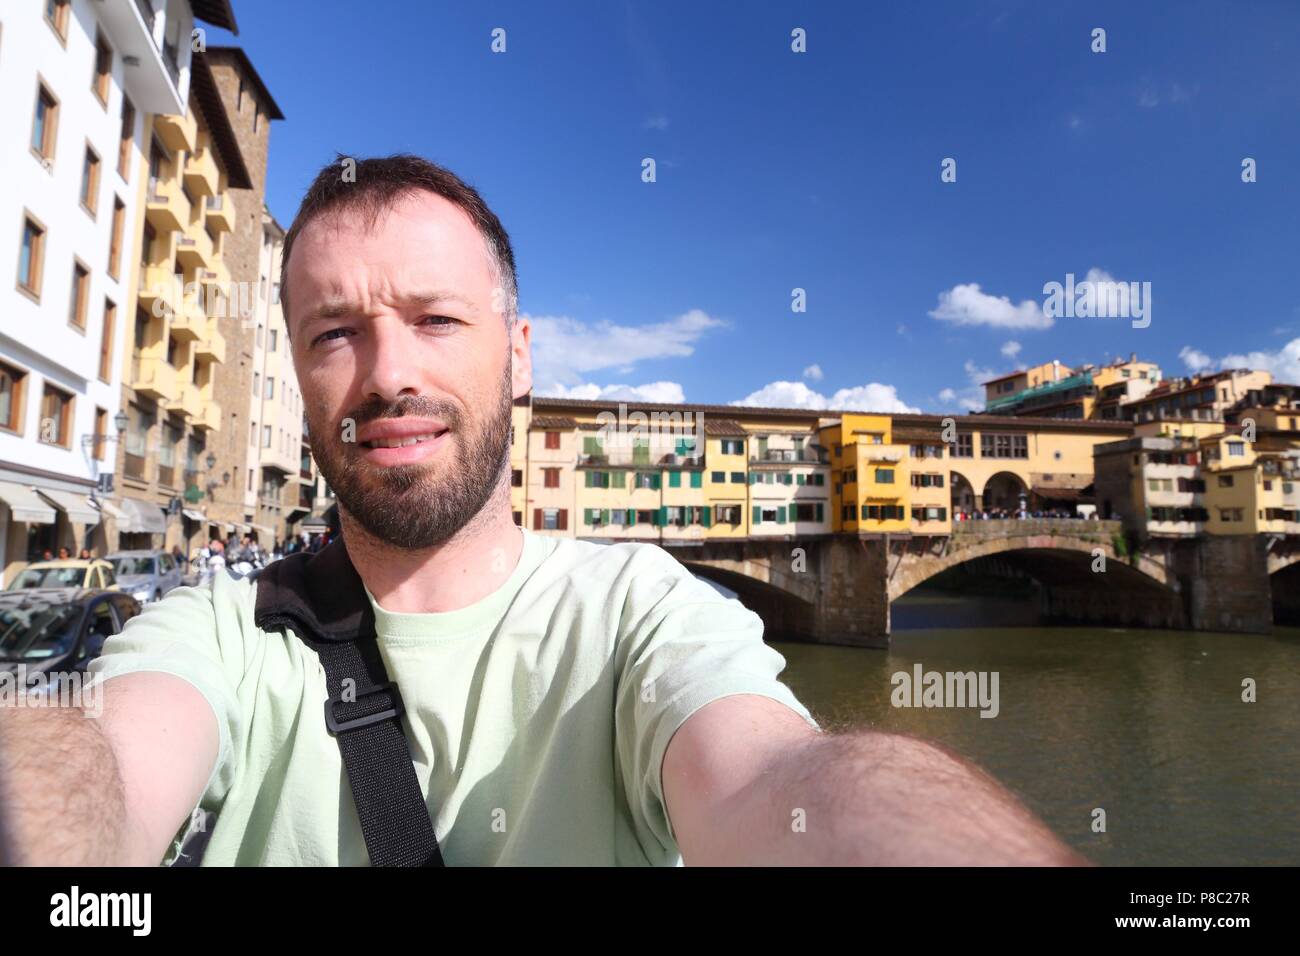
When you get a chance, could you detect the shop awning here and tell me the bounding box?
[0,482,55,524]
[300,516,328,531]
[182,509,207,522]
[95,499,127,521]
[37,489,100,525]
[119,497,168,534]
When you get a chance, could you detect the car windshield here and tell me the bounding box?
[112,557,155,577]
[6,567,84,590]
[0,602,80,661]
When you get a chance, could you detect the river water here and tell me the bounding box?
[769,590,1300,866]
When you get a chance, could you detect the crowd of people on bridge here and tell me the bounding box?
[953,507,1097,521]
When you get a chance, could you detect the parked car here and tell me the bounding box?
[5,559,118,593]
[106,550,183,604]
[0,589,140,674]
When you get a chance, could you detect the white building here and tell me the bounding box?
[0,0,237,580]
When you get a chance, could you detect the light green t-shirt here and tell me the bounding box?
[87,528,816,866]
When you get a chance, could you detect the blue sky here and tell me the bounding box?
[207,0,1300,412]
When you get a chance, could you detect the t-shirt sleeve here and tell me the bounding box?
[613,546,819,861]
[84,575,250,815]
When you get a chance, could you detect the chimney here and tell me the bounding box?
[1130,352,1137,363]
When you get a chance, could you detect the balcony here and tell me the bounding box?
[131,357,178,402]
[175,229,213,270]
[194,319,227,365]
[145,180,186,232]
[750,448,829,465]
[169,302,204,342]
[154,110,197,154]
[192,398,222,433]
[205,193,236,233]
[138,263,179,318]
[183,147,220,199]
[173,383,204,420]
[859,444,907,463]
[94,0,183,114]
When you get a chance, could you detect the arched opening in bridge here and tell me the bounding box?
[950,470,977,517]
[982,471,1030,514]
[892,548,1181,632]
[1271,561,1300,627]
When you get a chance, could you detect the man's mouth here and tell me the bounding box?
[360,432,443,449]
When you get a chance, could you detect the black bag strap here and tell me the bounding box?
[253,538,444,867]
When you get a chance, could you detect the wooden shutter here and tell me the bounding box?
[777,505,787,524]
[601,509,609,524]
[557,509,567,530]
[669,471,681,488]
[753,505,761,525]
[533,508,542,529]
[690,471,701,488]
[701,506,711,528]
[815,503,824,522]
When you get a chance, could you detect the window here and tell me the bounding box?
[39,384,72,447]
[253,372,259,396]
[875,468,895,484]
[269,329,278,352]
[721,438,744,455]
[264,377,274,399]
[92,31,113,106]
[0,362,26,433]
[511,469,522,487]
[98,299,116,382]
[711,471,724,482]
[117,97,135,177]
[45,0,71,41]
[92,407,108,462]
[1227,441,1245,457]
[543,468,560,488]
[69,261,90,329]
[544,431,560,450]
[108,198,125,279]
[18,214,47,300]
[80,146,101,216]
[1218,475,1234,488]
[31,82,59,164]
[634,471,658,490]
[730,471,745,483]
[668,471,681,488]
[980,433,1028,459]
[953,433,973,458]
[690,471,702,488]
[263,425,272,448]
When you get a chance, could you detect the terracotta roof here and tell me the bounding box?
[530,415,577,429]
[703,419,748,437]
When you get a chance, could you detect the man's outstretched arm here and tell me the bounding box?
[0,672,218,866]
[663,694,1089,866]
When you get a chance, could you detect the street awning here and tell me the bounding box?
[182,509,207,522]
[119,497,168,534]
[301,516,328,531]
[37,489,100,525]
[0,482,55,524]
[96,499,127,521]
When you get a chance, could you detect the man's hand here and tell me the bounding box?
[663,694,1088,866]
[0,672,218,866]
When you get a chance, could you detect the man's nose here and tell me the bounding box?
[358,321,421,402]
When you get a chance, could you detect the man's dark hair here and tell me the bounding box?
[279,154,518,333]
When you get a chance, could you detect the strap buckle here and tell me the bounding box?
[324,681,404,735]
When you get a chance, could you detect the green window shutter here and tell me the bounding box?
[702,506,711,527]
[601,509,609,523]
[613,471,624,489]
[583,508,592,525]
[797,473,806,485]
[750,472,758,484]
[669,471,681,488]
[690,471,702,488]
[657,506,667,526]
[652,474,661,490]
[627,508,636,525]
[816,503,824,522]
[753,505,761,525]
[777,505,787,523]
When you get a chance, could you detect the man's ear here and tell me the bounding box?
[510,316,533,400]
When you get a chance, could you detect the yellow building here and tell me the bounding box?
[703,421,749,538]
[822,414,909,534]
[114,55,247,550]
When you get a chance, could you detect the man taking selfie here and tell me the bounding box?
[0,155,1085,867]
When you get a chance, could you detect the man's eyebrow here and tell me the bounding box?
[303,289,480,325]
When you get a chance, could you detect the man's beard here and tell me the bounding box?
[309,361,513,550]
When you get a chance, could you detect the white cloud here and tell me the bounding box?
[929,283,1053,330]
[732,381,919,413]
[802,364,824,382]
[537,381,686,404]
[1178,346,1213,372]
[938,387,957,402]
[643,115,670,131]
[937,360,999,411]
[1180,338,1300,382]
[1001,340,1022,359]
[528,308,725,391]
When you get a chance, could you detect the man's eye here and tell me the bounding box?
[312,328,351,346]
[421,315,457,328]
